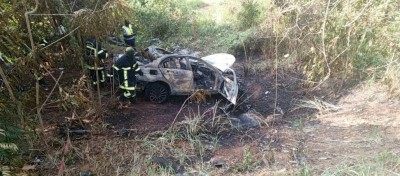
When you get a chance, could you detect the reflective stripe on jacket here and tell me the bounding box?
[122,24,134,38]
[113,54,141,90]
[86,43,107,59]
[85,40,107,72]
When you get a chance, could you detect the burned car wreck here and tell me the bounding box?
[134,53,239,104]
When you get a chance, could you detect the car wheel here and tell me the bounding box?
[145,83,170,103]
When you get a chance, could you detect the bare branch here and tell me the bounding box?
[24,0,39,50]
[40,26,81,51]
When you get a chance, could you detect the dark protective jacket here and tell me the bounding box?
[85,39,107,70]
[112,54,143,90]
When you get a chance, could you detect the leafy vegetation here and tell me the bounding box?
[0,127,18,163]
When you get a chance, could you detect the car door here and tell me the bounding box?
[200,53,238,104]
[159,56,193,93]
[189,56,238,105]
[218,68,238,105]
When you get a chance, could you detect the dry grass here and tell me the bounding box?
[294,97,339,115]
[71,1,130,38]
[39,102,239,175]
[235,0,400,93]
[316,81,400,127]
[320,151,400,176]
[383,58,400,98]
[300,81,400,175]
[188,90,212,104]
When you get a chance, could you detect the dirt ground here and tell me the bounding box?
[302,82,400,174]
[33,55,400,175]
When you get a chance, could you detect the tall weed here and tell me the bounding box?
[237,0,261,30]
[383,57,400,98]
[130,0,193,43]
[258,0,400,89]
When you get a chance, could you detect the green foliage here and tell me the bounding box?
[0,119,22,164]
[171,0,207,9]
[234,146,259,172]
[0,129,18,153]
[237,0,261,30]
[131,0,193,42]
[1,166,12,176]
[297,163,312,176]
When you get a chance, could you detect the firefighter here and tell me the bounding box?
[39,38,49,47]
[85,38,108,87]
[121,20,136,48]
[113,47,143,108]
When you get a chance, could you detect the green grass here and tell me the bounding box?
[234,145,258,172]
[172,0,208,9]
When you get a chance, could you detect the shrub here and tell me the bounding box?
[237,0,261,30]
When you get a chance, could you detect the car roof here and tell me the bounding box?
[148,54,199,65]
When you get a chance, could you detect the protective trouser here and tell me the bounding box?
[88,68,106,86]
[118,88,136,103]
[113,66,139,104]
[124,37,135,48]
[86,41,107,86]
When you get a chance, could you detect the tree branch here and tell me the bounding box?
[24,0,39,50]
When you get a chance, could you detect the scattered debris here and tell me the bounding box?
[232,112,264,130]
[22,164,36,171]
[318,157,331,160]
[276,106,284,115]
[208,157,229,169]
[172,47,201,57]
[58,118,91,137]
[203,140,221,150]
[152,156,179,173]
[77,171,95,176]
[115,127,137,137]
[175,172,195,176]
[32,157,44,165]
[213,162,229,169]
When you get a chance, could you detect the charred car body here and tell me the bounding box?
[113,50,239,104]
[136,53,239,104]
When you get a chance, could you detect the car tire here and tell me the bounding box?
[145,82,170,103]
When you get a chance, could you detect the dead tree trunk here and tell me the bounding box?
[25,0,45,137]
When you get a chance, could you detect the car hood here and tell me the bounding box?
[201,53,236,72]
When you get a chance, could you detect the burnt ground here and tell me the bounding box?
[33,56,308,175]
[102,62,302,134]
[32,56,400,175]
[104,95,219,134]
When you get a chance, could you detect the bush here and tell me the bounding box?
[131,0,193,42]
[0,103,23,164]
[237,0,261,30]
